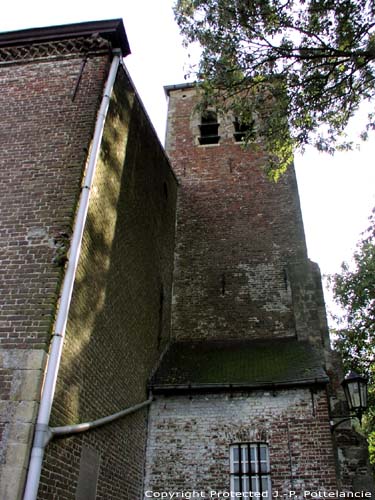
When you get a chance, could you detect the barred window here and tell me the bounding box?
[230,443,271,498]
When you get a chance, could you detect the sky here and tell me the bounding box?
[2,0,375,322]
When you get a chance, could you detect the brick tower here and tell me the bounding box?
[165,83,323,345]
[0,20,373,499]
[143,83,374,497]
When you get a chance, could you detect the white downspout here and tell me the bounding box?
[23,52,121,500]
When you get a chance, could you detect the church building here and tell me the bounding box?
[0,18,372,500]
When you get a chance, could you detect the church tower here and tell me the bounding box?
[164,83,328,347]
[144,83,340,497]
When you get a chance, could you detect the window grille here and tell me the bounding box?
[230,443,271,497]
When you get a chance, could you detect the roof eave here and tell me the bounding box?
[164,82,197,97]
[0,19,131,57]
[150,377,329,395]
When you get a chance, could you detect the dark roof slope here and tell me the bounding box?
[150,338,328,393]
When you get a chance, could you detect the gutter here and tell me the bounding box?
[150,377,329,395]
[23,51,121,500]
[164,82,197,97]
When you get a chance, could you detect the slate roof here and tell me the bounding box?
[150,338,328,393]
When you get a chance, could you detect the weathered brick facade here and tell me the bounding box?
[0,41,110,350]
[143,83,374,499]
[39,64,177,500]
[166,85,315,343]
[0,30,112,498]
[144,390,338,496]
[0,21,177,500]
[0,19,373,500]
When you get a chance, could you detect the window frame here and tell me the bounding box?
[233,117,256,143]
[198,110,220,145]
[229,442,271,498]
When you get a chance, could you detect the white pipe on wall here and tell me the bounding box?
[23,52,121,500]
[51,398,153,438]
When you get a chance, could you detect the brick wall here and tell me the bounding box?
[0,52,109,350]
[0,45,110,498]
[166,86,310,342]
[288,260,331,349]
[144,390,338,497]
[38,65,177,499]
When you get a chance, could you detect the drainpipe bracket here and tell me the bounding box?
[34,424,53,449]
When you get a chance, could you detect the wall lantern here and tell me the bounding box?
[331,371,368,431]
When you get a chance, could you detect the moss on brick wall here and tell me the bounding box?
[0,55,109,350]
[0,50,110,499]
[39,65,177,500]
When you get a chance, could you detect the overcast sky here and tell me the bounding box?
[2,0,375,321]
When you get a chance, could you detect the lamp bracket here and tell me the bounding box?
[330,414,362,432]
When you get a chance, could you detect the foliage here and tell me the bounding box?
[174,0,375,179]
[370,431,375,465]
[329,208,375,452]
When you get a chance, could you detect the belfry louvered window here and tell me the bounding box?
[198,110,220,145]
[230,443,271,497]
[233,117,256,142]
